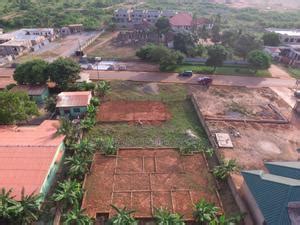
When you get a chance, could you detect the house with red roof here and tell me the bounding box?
[0,120,65,200]
[169,12,213,33]
[56,91,92,118]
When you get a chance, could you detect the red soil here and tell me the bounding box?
[82,148,221,221]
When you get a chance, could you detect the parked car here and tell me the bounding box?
[179,71,193,77]
[197,77,213,86]
[295,90,300,98]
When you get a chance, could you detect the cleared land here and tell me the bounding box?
[192,85,300,184]
[98,101,171,124]
[86,36,139,60]
[82,148,221,220]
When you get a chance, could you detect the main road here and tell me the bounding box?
[88,70,297,88]
[0,68,297,88]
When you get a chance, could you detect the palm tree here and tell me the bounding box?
[154,208,185,225]
[0,188,20,223]
[65,155,91,180]
[63,207,94,225]
[94,80,111,97]
[80,117,96,132]
[213,159,238,180]
[209,214,243,225]
[16,189,42,225]
[193,199,219,225]
[52,180,83,211]
[108,205,137,225]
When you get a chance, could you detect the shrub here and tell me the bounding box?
[213,159,239,180]
[93,136,118,155]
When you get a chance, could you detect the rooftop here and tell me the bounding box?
[0,120,65,199]
[56,91,92,108]
[266,28,300,36]
[170,12,193,26]
[242,162,300,225]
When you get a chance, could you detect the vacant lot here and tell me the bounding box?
[82,148,221,220]
[192,85,300,176]
[86,37,139,60]
[88,81,209,148]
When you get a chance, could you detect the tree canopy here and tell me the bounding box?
[173,32,197,56]
[155,16,171,34]
[0,91,38,124]
[247,50,271,71]
[233,33,262,59]
[48,57,81,89]
[13,59,49,85]
[262,32,281,46]
[206,45,228,69]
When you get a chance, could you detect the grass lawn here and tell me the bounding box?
[287,67,300,79]
[172,64,271,77]
[87,81,209,148]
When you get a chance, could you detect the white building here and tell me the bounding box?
[130,9,145,25]
[266,28,300,45]
[114,9,130,24]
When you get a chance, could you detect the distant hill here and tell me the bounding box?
[0,0,127,30]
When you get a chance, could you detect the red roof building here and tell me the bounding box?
[0,120,65,200]
[169,12,213,32]
[56,91,92,117]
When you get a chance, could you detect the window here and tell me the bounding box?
[73,108,80,113]
[64,109,70,115]
[297,39,300,43]
[284,38,289,42]
[290,38,295,42]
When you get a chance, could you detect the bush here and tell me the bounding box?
[213,159,239,180]
[93,136,118,155]
[193,67,215,74]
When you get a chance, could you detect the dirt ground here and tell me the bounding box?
[192,86,300,170]
[86,37,139,60]
[97,101,171,124]
[191,86,290,121]
[212,0,300,11]
[82,148,221,220]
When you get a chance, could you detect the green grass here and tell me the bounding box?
[87,81,209,148]
[172,64,271,77]
[287,67,300,79]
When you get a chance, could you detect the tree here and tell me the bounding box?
[108,205,137,225]
[45,96,56,113]
[0,91,38,124]
[193,199,219,224]
[221,29,239,48]
[206,45,228,70]
[173,32,196,55]
[52,180,83,211]
[63,207,94,225]
[154,208,185,225]
[213,159,238,180]
[234,33,262,59]
[71,138,95,157]
[94,80,111,97]
[13,59,49,85]
[155,16,171,35]
[262,32,280,46]
[247,50,271,72]
[48,57,80,90]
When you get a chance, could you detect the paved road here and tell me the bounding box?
[0,68,297,89]
[88,70,297,88]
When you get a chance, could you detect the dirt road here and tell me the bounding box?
[268,64,292,79]
[88,70,296,88]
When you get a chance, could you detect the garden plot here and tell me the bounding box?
[97,101,171,124]
[82,148,221,221]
